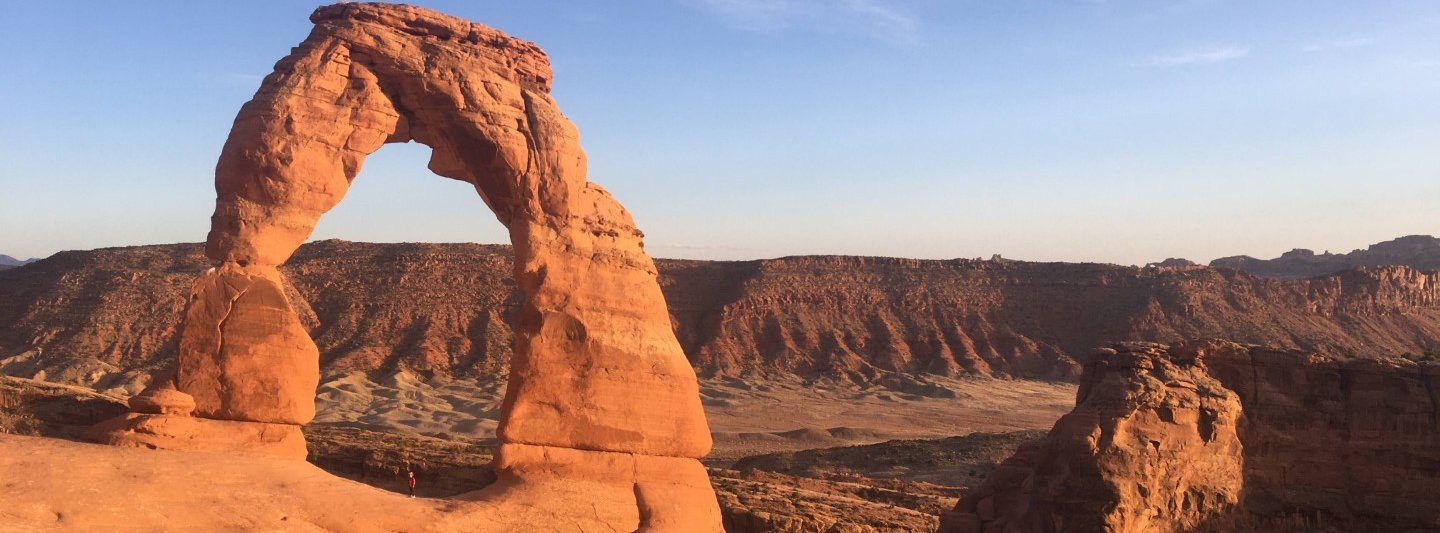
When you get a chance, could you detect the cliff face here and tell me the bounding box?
[3,242,1440,385]
[669,256,1440,381]
[942,341,1440,532]
[1212,234,1440,278]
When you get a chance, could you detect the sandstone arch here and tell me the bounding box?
[94,3,720,530]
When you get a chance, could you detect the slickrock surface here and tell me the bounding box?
[1211,234,1440,278]
[6,242,1440,389]
[1,379,995,532]
[941,340,1440,533]
[0,433,584,533]
[79,2,719,529]
[92,411,311,459]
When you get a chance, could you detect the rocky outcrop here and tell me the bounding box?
[6,243,1440,387]
[941,341,1440,532]
[1145,257,1200,268]
[1212,234,1440,278]
[176,264,320,425]
[86,3,718,530]
[0,376,127,440]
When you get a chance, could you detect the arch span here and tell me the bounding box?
[94,3,719,530]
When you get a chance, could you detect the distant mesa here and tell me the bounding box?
[1210,234,1440,278]
[0,254,37,270]
[1145,257,1199,268]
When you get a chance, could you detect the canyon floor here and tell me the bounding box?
[310,371,1076,463]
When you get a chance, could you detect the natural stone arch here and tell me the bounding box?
[94,3,719,530]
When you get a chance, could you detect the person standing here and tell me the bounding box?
[407,469,417,498]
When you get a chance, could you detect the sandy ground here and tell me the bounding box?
[313,371,508,440]
[311,371,1076,464]
[700,376,1073,462]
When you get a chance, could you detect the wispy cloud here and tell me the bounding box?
[840,0,918,44]
[1139,45,1250,67]
[1300,37,1375,53]
[688,0,921,45]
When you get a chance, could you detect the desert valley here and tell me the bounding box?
[4,235,1440,531]
[2,2,1438,532]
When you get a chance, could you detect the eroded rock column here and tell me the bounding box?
[941,342,1246,533]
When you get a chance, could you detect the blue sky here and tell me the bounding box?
[1,1,1437,265]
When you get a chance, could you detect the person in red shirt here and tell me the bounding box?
[407,469,417,498]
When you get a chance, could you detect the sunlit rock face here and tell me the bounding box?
[93,3,720,530]
[941,340,1440,533]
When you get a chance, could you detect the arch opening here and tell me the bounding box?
[307,141,508,247]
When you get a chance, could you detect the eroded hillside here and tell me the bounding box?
[3,241,1440,388]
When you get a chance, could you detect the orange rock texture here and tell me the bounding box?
[92,3,719,530]
[941,340,1440,532]
[177,264,319,425]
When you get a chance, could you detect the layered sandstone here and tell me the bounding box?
[83,3,719,529]
[6,243,1440,388]
[941,341,1440,532]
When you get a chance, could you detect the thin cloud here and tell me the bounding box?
[1139,45,1250,67]
[1300,37,1375,53]
[841,0,919,44]
[688,0,920,45]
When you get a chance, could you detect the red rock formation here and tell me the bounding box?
[6,243,1440,387]
[90,3,719,530]
[941,341,1440,532]
[177,264,319,425]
